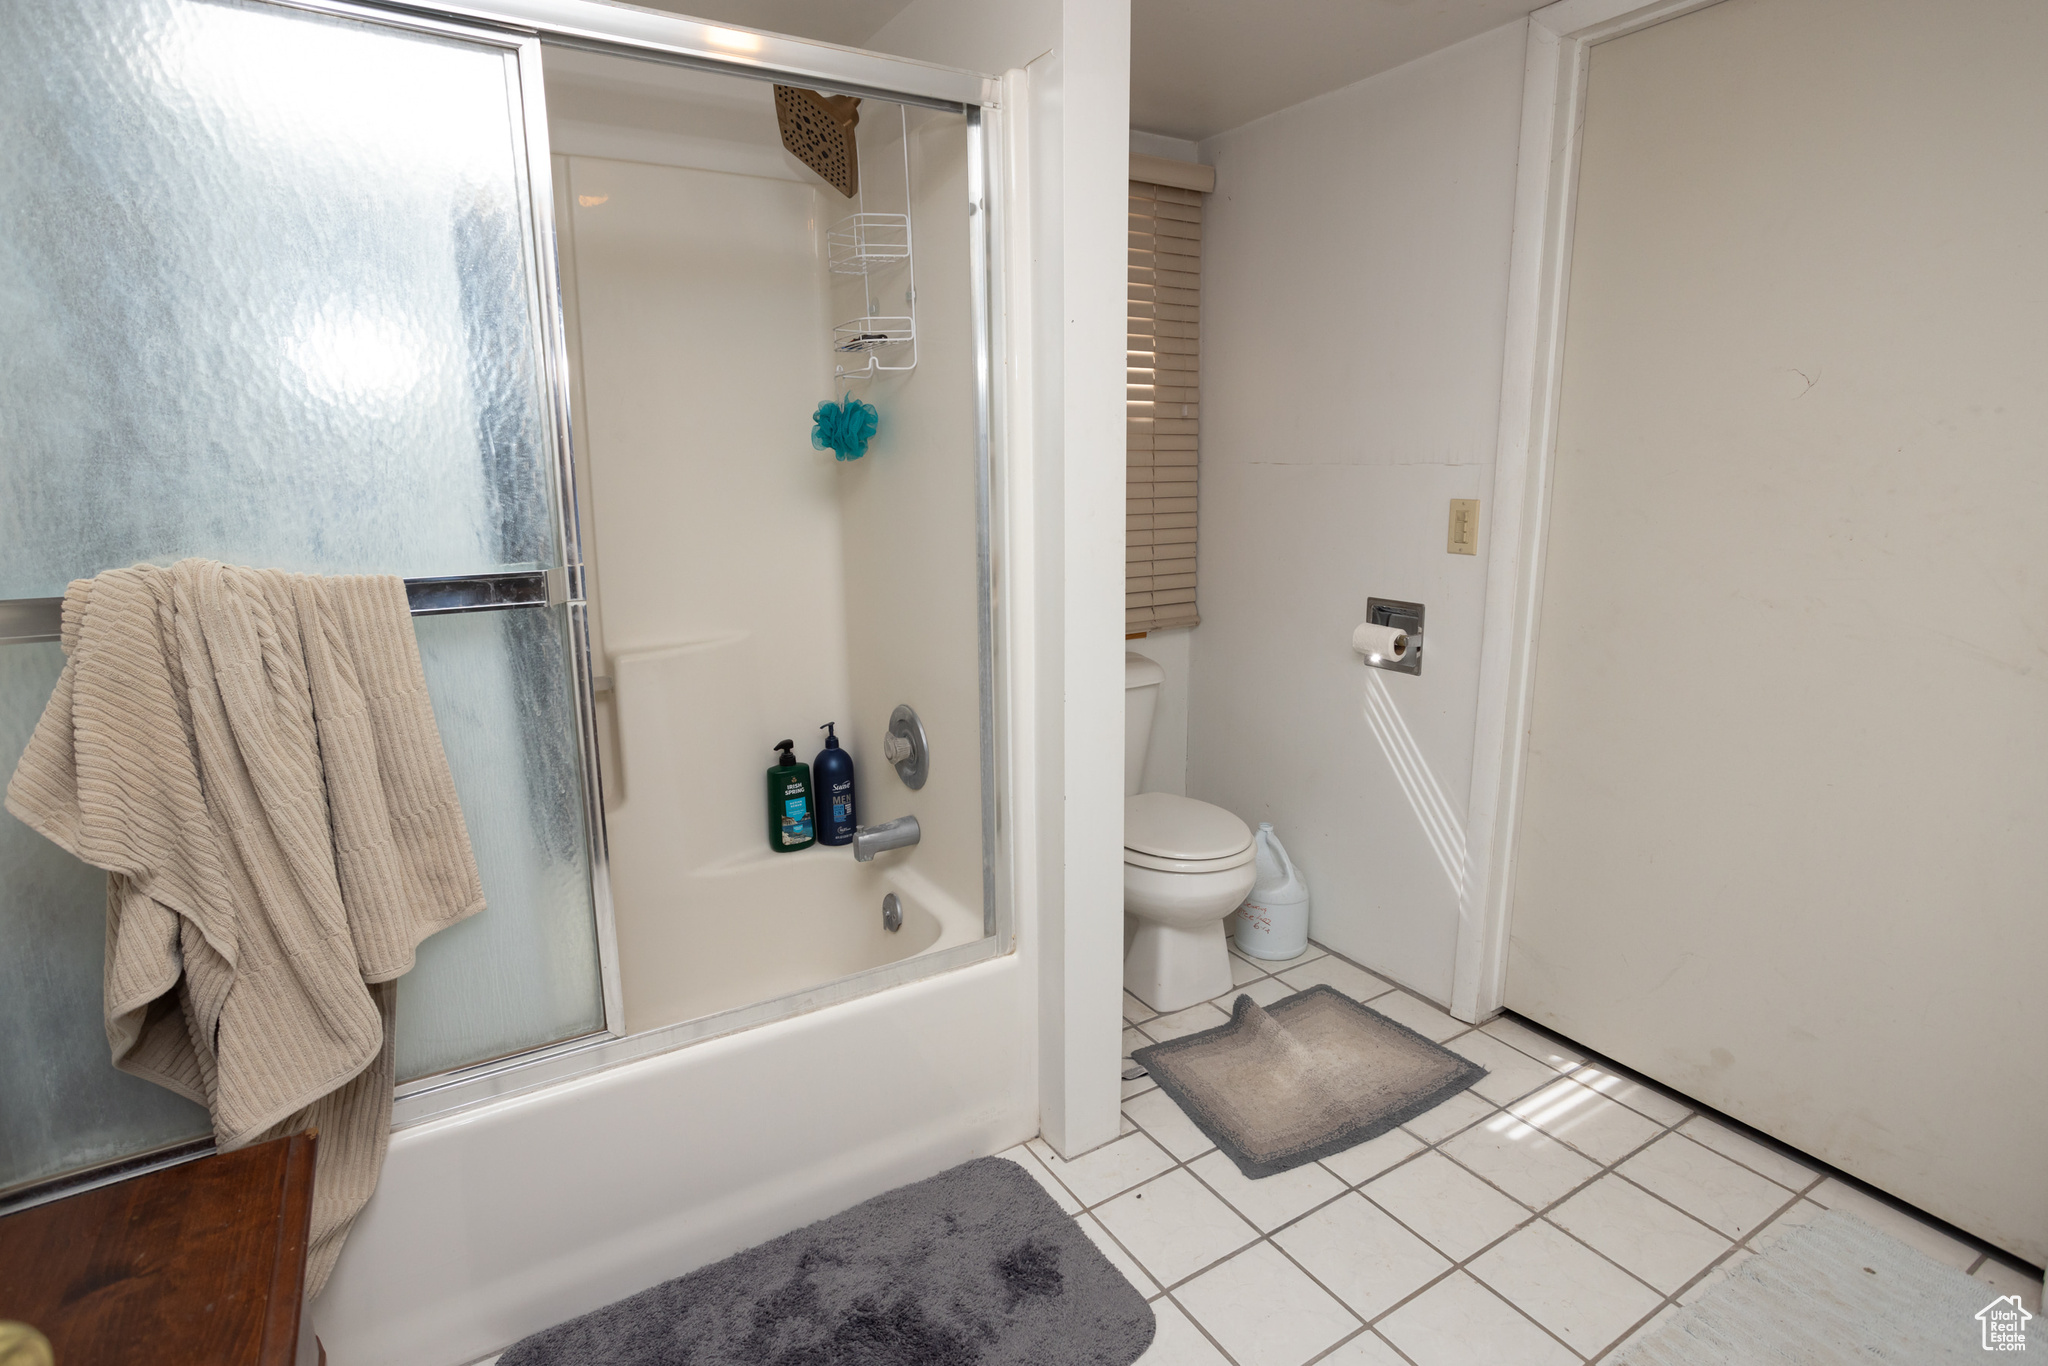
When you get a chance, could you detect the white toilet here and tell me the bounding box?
[1124,653,1257,1012]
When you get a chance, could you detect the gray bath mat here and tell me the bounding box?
[1611,1208,2045,1363]
[1131,986,1486,1179]
[497,1156,1155,1366]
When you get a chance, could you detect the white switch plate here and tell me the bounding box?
[1448,499,1480,555]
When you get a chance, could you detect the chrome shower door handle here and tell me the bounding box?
[852,815,920,862]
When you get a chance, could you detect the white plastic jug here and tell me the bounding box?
[1232,822,1309,960]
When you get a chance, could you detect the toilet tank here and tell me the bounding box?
[1125,653,1165,797]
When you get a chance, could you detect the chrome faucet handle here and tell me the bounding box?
[852,814,921,863]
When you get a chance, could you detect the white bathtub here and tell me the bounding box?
[621,843,985,1030]
[312,931,1034,1365]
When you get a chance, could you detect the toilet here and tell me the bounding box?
[1124,653,1257,1012]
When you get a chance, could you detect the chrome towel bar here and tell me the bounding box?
[0,568,565,646]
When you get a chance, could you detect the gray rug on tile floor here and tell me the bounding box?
[496,1157,1155,1366]
[1613,1210,2045,1364]
[1130,985,1486,1179]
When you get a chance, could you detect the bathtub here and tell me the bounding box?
[619,843,986,1031]
[312,910,1032,1366]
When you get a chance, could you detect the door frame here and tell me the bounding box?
[1451,0,1732,1022]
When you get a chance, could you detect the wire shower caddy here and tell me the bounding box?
[830,104,915,385]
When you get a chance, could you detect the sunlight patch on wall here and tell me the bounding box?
[1361,669,1466,896]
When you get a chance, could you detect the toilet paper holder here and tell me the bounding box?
[1360,597,1424,676]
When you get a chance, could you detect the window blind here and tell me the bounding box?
[1127,177,1203,633]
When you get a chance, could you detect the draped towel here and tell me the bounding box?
[4,559,485,1296]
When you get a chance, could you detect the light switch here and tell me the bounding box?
[1448,499,1480,555]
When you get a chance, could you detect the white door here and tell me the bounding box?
[1507,0,2048,1263]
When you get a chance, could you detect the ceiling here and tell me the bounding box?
[634,0,1545,143]
[1131,0,1547,141]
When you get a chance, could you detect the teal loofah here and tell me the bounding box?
[811,393,880,461]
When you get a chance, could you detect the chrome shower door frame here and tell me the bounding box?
[268,0,626,1047]
[0,0,614,1215]
[366,0,1012,1127]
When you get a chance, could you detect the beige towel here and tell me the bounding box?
[4,559,484,1295]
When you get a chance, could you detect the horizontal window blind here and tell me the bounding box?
[1128,177,1202,633]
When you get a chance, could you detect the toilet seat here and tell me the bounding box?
[1123,845,1256,875]
[1124,792,1252,865]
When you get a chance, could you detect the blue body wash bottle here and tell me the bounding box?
[813,722,857,846]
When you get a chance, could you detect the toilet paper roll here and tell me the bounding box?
[1352,622,1409,661]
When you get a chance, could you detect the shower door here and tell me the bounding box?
[0,0,610,1197]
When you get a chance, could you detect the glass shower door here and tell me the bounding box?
[0,0,605,1195]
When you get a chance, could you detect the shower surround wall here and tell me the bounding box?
[545,64,988,1033]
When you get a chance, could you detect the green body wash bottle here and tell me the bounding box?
[767,740,816,852]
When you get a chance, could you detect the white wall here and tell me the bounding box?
[1130,130,1197,162]
[1187,22,1527,1004]
[865,0,1131,1157]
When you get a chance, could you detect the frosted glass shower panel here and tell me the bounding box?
[0,645,211,1194]
[0,0,554,596]
[399,608,604,1080]
[0,0,604,1195]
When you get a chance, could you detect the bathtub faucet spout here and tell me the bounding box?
[852,815,920,862]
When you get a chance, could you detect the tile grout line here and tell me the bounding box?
[1309,957,1808,1351]
[1115,945,1396,1362]
[1075,941,1960,1365]
[1329,1081,1659,1362]
[1495,1010,2036,1282]
[1581,1173,1831,1364]
[1414,1008,1992,1359]
[1275,954,1610,1359]
[1161,1285,1249,1366]
[1105,941,1654,1361]
[1118,943,1652,1361]
[1410,1085,1809,1355]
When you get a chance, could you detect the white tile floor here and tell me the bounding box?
[1001,940,2042,1366]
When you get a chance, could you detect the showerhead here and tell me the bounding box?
[774,85,861,198]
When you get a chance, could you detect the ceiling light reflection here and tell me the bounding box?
[287,307,428,406]
[705,27,762,53]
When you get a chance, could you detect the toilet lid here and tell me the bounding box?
[1124,792,1253,861]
